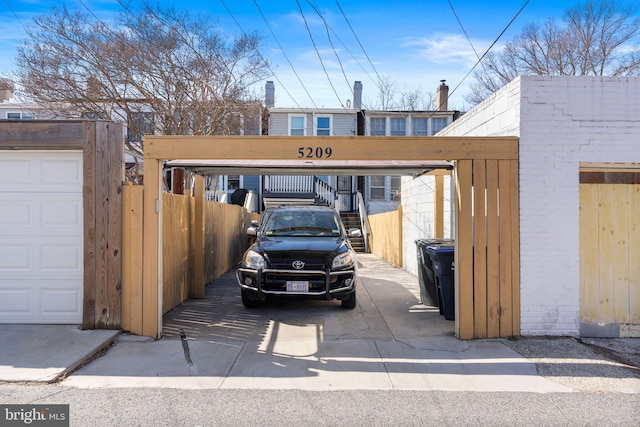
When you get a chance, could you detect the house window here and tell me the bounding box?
[431,117,448,135]
[412,118,428,136]
[316,116,331,136]
[390,118,405,136]
[6,112,34,119]
[127,112,154,143]
[370,176,386,200]
[370,117,386,136]
[227,175,240,190]
[290,115,305,136]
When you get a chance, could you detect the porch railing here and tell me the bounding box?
[264,175,336,208]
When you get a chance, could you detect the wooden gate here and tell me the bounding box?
[580,171,640,337]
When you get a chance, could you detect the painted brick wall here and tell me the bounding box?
[403,75,640,336]
[401,175,452,276]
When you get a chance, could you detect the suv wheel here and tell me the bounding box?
[241,289,261,309]
[341,290,356,309]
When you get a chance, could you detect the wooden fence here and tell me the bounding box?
[368,207,403,267]
[122,185,259,333]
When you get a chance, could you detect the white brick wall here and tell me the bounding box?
[401,175,452,276]
[402,75,640,336]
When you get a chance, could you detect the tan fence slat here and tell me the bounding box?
[472,160,487,338]
[82,124,97,329]
[485,160,500,338]
[193,175,205,298]
[509,160,520,335]
[498,160,514,337]
[122,185,144,334]
[456,160,474,339]
[580,184,602,322]
[142,159,161,338]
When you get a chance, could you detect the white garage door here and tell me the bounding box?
[0,151,83,323]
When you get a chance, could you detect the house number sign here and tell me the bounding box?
[297,147,333,159]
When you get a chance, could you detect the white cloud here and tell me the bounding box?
[402,33,493,66]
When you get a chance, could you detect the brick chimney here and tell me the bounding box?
[436,80,448,111]
[353,81,363,110]
[265,81,275,108]
[0,79,14,102]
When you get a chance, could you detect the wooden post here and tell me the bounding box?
[193,175,205,298]
[142,158,161,338]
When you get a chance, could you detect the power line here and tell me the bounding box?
[446,0,531,106]
[252,0,318,109]
[295,0,345,108]
[334,0,383,89]
[304,0,353,109]
[220,0,310,113]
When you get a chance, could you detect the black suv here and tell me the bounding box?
[236,206,360,309]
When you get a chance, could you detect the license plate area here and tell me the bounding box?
[286,281,309,292]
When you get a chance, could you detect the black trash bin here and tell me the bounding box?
[425,244,455,321]
[415,239,453,310]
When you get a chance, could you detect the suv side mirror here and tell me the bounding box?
[348,228,362,238]
[246,226,257,237]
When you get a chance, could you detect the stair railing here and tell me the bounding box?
[314,177,336,208]
[356,191,370,253]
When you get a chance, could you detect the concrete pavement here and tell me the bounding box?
[2,255,639,393]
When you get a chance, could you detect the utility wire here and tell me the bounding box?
[219,0,308,112]
[2,0,29,34]
[304,0,353,111]
[295,0,345,108]
[334,0,383,89]
[444,0,531,109]
[252,0,318,109]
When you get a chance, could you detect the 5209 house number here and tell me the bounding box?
[297,147,333,159]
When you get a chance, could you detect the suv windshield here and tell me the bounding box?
[263,209,341,237]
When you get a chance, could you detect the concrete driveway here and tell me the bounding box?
[62,255,575,392]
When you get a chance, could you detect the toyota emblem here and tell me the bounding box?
[292,260,305,269]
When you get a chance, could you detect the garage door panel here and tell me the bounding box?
[0,152,82,192]
[0,280,82,322]
[0,238,82,277]
[0,194,82,236]
[0,151,83,324]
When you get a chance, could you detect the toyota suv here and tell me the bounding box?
[236,205,360,309]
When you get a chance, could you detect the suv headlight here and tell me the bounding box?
[243,250,265,270]
[332,251,355,270]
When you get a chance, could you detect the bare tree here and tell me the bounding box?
[467,0,640,105]
[12,3,270,159]
[366,75,435,110]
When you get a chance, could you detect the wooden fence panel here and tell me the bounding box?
[369,207,402,267]
[162,193,193,315]
[457,159,519,339]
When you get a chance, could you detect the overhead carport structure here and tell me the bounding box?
[140,135,520,340]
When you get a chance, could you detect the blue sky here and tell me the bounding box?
[0,1,591,110]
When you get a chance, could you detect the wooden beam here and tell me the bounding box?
[0,120,85,148]
[144,136,518,161]
[472,160,487,338]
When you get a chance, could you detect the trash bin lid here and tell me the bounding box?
[425,244,455,255]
